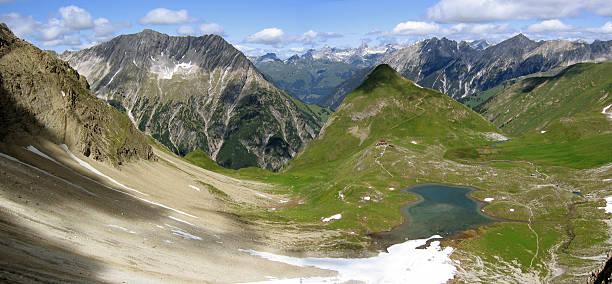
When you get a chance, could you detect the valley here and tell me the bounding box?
[0,4,611,283]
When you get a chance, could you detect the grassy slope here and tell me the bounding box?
[459,62,612,169]
[185,64,612,281]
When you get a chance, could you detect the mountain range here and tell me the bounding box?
[2,20,612,283]
[250,35,612,112]
[61,30,325,170]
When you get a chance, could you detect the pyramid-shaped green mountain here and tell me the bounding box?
[287,64,501,172]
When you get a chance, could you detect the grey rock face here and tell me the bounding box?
[62,29,321,170]
[380,34,612,99]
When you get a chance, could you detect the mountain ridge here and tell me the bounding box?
[61,29,322,170]
[0,23,153,165]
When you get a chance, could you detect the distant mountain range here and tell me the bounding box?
[307,35,612,109]
[61,30,324,170]
[250,53,362,104]
[381,34,612,99]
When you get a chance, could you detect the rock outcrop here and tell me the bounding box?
[0,23,153,165]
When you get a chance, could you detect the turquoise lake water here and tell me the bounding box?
[375,183,494,246]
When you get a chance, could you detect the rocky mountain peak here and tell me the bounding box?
[62,29,321,170]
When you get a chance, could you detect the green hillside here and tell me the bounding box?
[185,64,612,281]
[471,62,612,168]
[271,64,503,233]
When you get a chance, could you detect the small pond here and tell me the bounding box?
[374,183,495,246]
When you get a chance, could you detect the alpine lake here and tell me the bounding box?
[374,183,495,246]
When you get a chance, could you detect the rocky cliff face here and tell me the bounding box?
[61,29,320,170]
[0,24,153,165]
[381,34,612,99]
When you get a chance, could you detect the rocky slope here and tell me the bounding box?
[381,34,612,99]
[61,29,322,170]
[0,24,153,165]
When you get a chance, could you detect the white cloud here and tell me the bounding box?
[177,25,196,35]
[527,19,572,33]
[392,21,440,35]
[199,23,224,35]
[39,18,68,41]
[426,0,591,23]
[588,22,612,34]
[0,13,39,37]
[290,47,305,52]
[59,5,93,30]
[139,8,196,25]
[92,18,115,40]
[447,23,509,34]
[1,5,127,49]
[245,28,284,45]
[291,30,342,44]
[40,34,81,47]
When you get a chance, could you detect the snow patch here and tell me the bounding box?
[240,235,455,284]
[598,196,612,213]
[60,144,147,196]
[509,208,515,212]
[603,104,612,119]
[362,196,371,201]
[603,178,612,182]
[540,130,547,134]
[150,60,198,80]
[61,91,66,97]
[189,185,201,192]
[411,141,418,145]
[166,224,202,240]
[321,213,342,222]
[483,198,494,202]
[106,224,136,234]
[26,146,59,164]
[169,216,195,226]
[279,200,289,204]
[388,187,395,191]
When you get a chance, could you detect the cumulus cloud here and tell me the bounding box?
[444,23,512,38]
[200,23,224,35]
[245,28,284,45]
[59,5,93,30]
[527,19,572,33]
[588,22,612,34]
[1,5,127,48]
[92,18,116,40]
[425,0,596,23]
[0,13,39,37]
[177,25,196,35]
[287,30,342,45]
[392,21,440,35]
[139,8,197,25]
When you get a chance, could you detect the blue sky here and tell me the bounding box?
[2,0,612,58]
